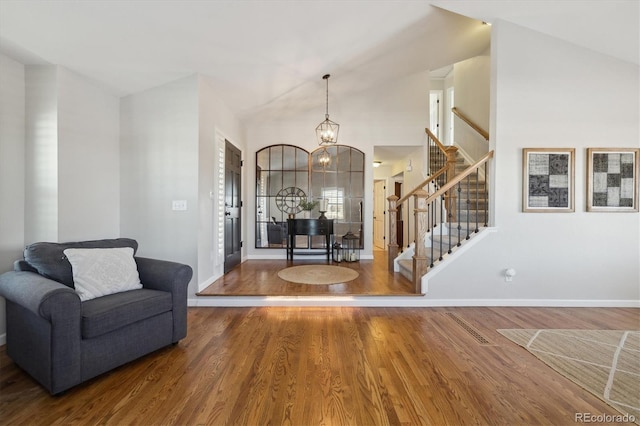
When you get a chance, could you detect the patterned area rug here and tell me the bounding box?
[277,265,359,285]
[498,329,640,424]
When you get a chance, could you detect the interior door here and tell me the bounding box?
[373,180,385,250]
[395,181,403,248]
[224,140,242,273]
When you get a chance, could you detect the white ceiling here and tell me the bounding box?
[432,0,639,66]
[0,0,637,125]
[0,1,487,122]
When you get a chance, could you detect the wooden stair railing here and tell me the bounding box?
[426,128,459,187]
[426,129,459,222]
[387,166,446,272]
[387,129,455,272]
[451,107,489,140]
[388,149,494,291]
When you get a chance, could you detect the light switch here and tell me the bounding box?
[172,200,187,211]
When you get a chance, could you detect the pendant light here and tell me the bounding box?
[318,147,331,168]
[315,74,339,146]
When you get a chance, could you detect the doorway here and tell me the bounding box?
[429,90,443,140]
[395,181,403,249]
[373,180,386,250]
[224,140,242,273]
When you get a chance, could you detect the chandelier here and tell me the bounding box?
[318,147,331,167]
[315,74,339,146]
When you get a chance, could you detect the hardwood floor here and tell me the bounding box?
[198,249,417,296]
[1,307,638,425]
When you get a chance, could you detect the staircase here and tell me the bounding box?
[386,122,493,292]
[396,148,488,283]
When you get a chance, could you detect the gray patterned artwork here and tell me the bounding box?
[591,153,634,207]
[528,153,570,208]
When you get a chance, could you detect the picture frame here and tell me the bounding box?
[586,148,639,212]
[522,148,575,212]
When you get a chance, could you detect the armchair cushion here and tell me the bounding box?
[81,289,172,339]
[64,247,142,301]
[22,238,138,288]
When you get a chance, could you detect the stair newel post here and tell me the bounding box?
[387,195,399,272]
[444,146,459,223]
[412,189,429,293]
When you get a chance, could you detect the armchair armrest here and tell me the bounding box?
[0,271,82,394]
[134,257,192,342]
[0,271,80,319]
[135,257,193,293]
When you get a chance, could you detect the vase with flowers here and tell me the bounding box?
[299,199,318,219]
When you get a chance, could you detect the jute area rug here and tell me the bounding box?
[498,329,640,423]
[277,265,359,285]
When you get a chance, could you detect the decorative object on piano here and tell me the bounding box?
[275,186,307,215]
[341,231,360,262]
[299,199,318,211]
[318,198,329,220]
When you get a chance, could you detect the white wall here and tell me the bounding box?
[245,71,431,259]
[0,54,25,271]
[443,71,455,146]
[57,68,120,241]
[0,53,26,342]
[23,65,120,244]
[453,53,491,162]
[426,21,640,304]
[120,76,200,295]
[24,66,58,243]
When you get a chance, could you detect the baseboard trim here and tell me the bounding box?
[0,333,6,346]
[188,297,640,308]
[247,254,374,260]
[246,254,288,260]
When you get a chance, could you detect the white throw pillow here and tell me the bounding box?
[63,247,142,301]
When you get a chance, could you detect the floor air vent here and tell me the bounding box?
[445,312,492,345]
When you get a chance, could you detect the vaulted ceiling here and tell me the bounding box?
[0,1,636,124]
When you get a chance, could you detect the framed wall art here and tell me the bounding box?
[522,148,575,212]
[586,148,639,212]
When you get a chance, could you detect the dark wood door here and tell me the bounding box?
[395,181,403,248]
[224,140,242,273]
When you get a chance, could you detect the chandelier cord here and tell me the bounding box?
[324,74,330,119]
[316,73,338,146]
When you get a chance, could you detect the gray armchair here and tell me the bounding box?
[0,238,192,394]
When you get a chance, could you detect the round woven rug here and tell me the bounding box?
[277,265,359,285]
